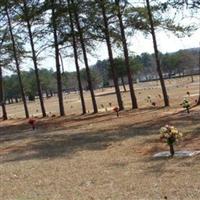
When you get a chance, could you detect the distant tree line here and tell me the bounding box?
[3,47,199,105]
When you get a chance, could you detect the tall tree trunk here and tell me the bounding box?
[71,0,98,113]
[67,0,86,114]
[0,66,7,120]
[145,0,169,107]
[59,52,65,74]
[5,5,29,118]
[46,90,49,98]
[51,0,65,116]
[0,29,7,120]
[22,0,46,117]
[115,0,138,109]
[99,1,124,110]
[121,76,126,92]
[15,97,18,103]
[197,44,200,105]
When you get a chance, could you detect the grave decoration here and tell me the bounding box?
[146,95,151,103]
[160,125,182,157]
[181,98,190,113]
[113,107,119,117]
[28,118,36,130]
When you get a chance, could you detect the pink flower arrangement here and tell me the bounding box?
[113,107,119,117]
[28,118,36,130]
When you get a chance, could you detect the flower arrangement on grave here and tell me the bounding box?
[181,98,190,113]
[160,125,182,157]
[186,91,190,96]
[28,118,36,130]
[146,95,153,105]
[113,107,119,117]
[147,95,151,102]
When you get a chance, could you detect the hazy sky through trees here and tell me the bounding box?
[8,0,200,74]
[38,28,199,73]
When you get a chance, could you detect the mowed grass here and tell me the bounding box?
[0,76,200,200]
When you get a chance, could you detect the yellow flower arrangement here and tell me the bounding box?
[160,125,182,157]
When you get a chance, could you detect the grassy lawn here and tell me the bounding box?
[0,76,200,200]
[1,106,200,200]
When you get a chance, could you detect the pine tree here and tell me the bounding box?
[70,0,98,113]
[5,3,30,118]
[145,0,169,107]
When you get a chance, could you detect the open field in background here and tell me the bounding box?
[0,75,200,200]
[1,75,200,118]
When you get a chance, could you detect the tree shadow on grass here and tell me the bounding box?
[0,107,164,144]
[0,124,155,163]
[1,107,199,164]
[0,112,123,145]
